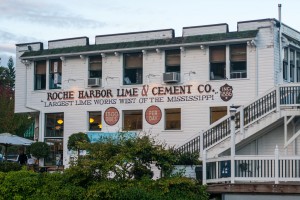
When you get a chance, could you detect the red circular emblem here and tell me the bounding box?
[104,107,120,126]
[145,105,162,125]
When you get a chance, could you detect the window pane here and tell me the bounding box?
[44,138,63,166]
[49,59,62,89]
[210,46,226,62]
[210,106,227,124]
[230,44,247,79]
[165,108,181,130]
[123,110,143,130]
[89,56,102,78]
[124,53,143,85]
[45,113,64,137]
[89,111,102,131]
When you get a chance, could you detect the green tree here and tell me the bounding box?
[30,142,50,165]
[6,57,15,89]
[67,132,90,156]
[70,134,177,181]
[0,57,32,136]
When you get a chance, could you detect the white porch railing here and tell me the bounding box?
[203,146,300,184]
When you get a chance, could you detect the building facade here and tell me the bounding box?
[15,18,300,182]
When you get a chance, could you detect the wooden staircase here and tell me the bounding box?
[177,84,300,158]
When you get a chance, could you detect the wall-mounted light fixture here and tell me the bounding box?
[114,52,119,56]
[21,59,32,66]
[180,46,185,52]
[200,45,205,50]
[101,53,106,57]
[247,39,256,47]
[156,48,161,53]
[142,50,147,55]
[80,55,85,59]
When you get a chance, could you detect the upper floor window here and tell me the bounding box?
[210,46,226,80]
[230,44,247,79]
[89,111,102,131]
[290,50,295,82]
[283,48,288,81]
[123,110,143,131]
[123,53,143,85]
[89,56,102,79]
[165,49,180,73]
[45,113,64,137]
[297,52,300,82]
[34,60,46,90]
[165,108,181,130]
[49,59,62,89]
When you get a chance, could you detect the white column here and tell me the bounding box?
[200,131,204,158]
[230,116,236,184]
[203,150,207,185]
[275,145,279,184]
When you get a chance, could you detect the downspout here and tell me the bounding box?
[256,42,259,96]
[278,4,282,85]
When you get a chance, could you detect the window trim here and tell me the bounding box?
[123,52,143,85]
[164,108,181,130]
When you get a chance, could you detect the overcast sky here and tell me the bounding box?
[0,0,298,67]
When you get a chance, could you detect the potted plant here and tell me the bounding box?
[30,142,50,167]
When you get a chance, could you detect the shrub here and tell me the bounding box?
[0,161,22,172]
[30,142,50,164]
[173,151,202,166]
[68,132,90,156]
[0,170,39,200]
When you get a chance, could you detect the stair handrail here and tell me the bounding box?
[177,86,278,154]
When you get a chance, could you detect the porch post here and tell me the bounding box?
[230,106,237,184]
[275,145,279,184]
[200,130,204,158]
[203,150,207,185]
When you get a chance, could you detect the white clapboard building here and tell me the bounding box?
[16,18,300,189]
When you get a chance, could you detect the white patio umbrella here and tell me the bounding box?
[0,133,35,161]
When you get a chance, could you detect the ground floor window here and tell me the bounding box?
[45,113,64,137]
[89,111,102,131]
[44,138,63,166]
[165,108,181,130]
[210,106,227,124]
[123,110,143,131]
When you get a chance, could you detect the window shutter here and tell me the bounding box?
[210,46,226,62]
[166,50,180,66]
[230,44,246,61]
[35,61,46,74]
[125,53,143,68]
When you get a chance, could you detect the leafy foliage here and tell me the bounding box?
[0,58,33,136]
[67,132,90,155]
[0,162,22,172]
[72,134,177,181]
[30,142,50,163]
[173,151,202,165]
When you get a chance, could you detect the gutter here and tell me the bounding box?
[21,37,257,60]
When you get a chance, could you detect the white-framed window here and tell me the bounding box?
[165,49,180,73]
[165,108,181,130]
[210,45,226,80]
[210,43,247,80]
[210,106,227,124]
[89,111,102,131]
[283,48,288,81]
[123,52,143,85]
[230,44,247,79]
[34,60,46,90]
[49,59,62,89]
[123,110,143,130]
[89,56,102,79]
